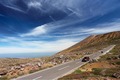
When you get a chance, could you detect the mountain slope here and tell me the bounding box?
[57,31,120,55]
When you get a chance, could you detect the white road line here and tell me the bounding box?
[33,76,42,80]
[14,60,75,80]
[58,66,69,70]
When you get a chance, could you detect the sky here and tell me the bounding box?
[0,0,120,57]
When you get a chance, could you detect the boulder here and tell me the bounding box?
[113,71,120,78]
[0,70,7,76]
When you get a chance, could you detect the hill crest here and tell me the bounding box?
[57,31,120,55]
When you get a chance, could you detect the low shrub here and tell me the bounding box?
[92,68,103,75]
[73,69,82,74]
[116,61,120,65]
[0,76,9,80]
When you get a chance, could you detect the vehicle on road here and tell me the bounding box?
[101,51,103,53]
[82,57,90,62]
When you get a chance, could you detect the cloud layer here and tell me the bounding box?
[0,0,120,56]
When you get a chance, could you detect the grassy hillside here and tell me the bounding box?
[57,31,120,55]
[59,31,120,80]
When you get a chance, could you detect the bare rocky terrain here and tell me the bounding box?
[0,54,81,79]
[58,31,120,80]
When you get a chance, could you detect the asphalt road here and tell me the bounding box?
[14,45,115,80]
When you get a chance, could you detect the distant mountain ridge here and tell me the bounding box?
[57,31,120,55]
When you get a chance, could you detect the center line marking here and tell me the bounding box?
[33,76,42,80]
[58,66,69,70]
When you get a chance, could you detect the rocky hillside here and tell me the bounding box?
[57,31,120,55]
[58,31,120,80]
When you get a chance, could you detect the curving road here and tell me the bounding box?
[13,45,115,80]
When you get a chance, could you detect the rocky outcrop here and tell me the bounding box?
[113,71,120,78]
